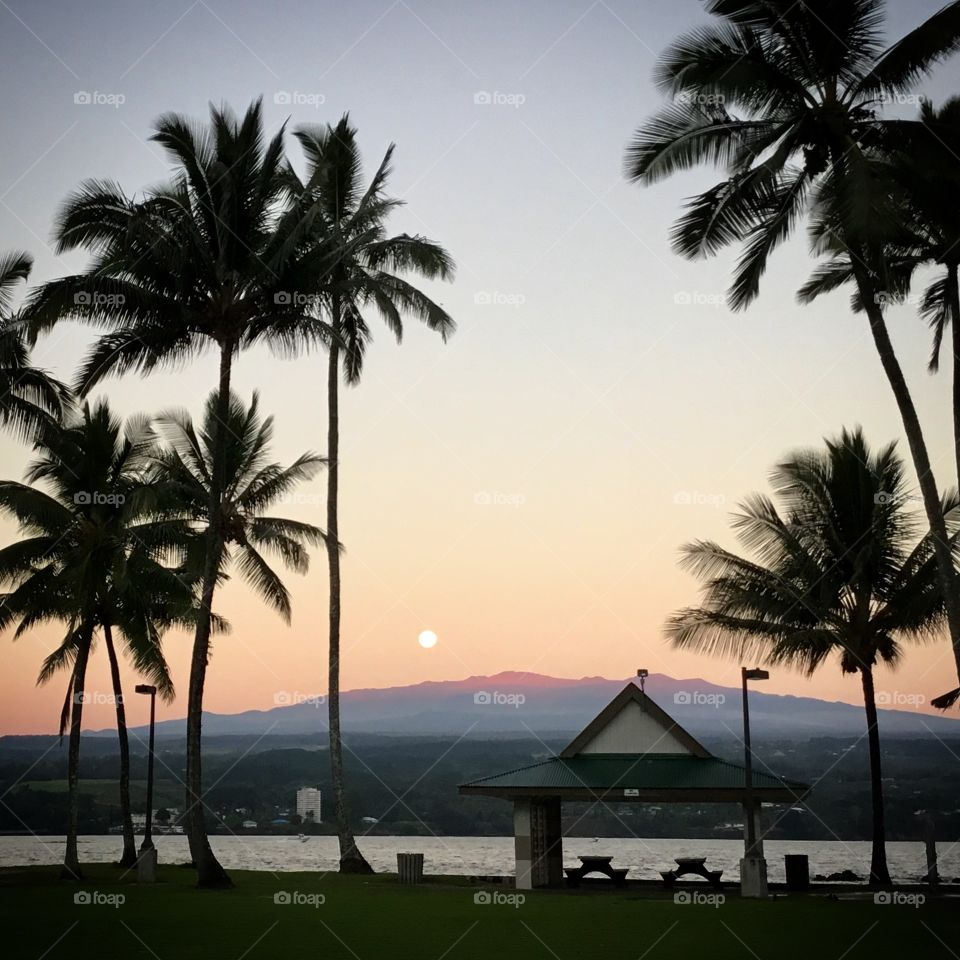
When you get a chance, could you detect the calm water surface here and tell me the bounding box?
[1,836,955,882]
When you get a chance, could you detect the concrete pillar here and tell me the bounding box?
[514,799,533,890]
[514,798,564,890]
[137,845,157,883]
[542,798,564,888]
[740,801,768,898]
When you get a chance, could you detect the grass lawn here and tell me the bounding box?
[2,865,957,960]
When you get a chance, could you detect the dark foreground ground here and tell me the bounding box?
[2,865,958,960]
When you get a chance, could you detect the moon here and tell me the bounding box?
[418,630,438,649]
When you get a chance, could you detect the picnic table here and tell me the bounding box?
[660,857,723,888]
[564,855,629,888]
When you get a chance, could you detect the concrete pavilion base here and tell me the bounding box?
[739,856,769,898]
[137,845,158,883]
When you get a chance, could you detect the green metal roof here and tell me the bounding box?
[459,753,807,802]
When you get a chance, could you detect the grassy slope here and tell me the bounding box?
[2,865,957,960]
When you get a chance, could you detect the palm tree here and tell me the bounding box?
[667,428,959,886]
[625,0,960,706]
[22,100,328,886]
[287,116,455,872]
[151,389,326,626]
[800,98,960,485]
[0,400,193,878]
[0,251,70,439]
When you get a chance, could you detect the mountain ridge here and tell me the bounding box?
[67,669,960,741]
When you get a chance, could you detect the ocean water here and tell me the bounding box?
[1,835,955,883]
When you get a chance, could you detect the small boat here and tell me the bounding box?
[298,834,310,843]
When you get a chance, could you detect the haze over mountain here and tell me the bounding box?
[81,671,960,742]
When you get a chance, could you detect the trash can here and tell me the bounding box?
[397,852,424,884]
[784,854,809,890]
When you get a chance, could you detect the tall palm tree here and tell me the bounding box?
[288,116,455,872]
[151,389,326,626]
[0,251,70,439]
[0,401,193,878]
[667,428,959,886]
[35,546,189,869]
[625,0,960,706]
[22,100,328,886]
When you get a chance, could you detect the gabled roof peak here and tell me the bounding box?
[560,681,711,759]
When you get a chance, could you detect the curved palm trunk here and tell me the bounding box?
[859,667,891,887]
[851,261,960,706]
[62,624,93,880]
[326,335,372,874]
[184,344,233,889]
[103,623,136,868]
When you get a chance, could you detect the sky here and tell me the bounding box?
[2,0,960,734]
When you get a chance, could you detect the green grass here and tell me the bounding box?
[2,865,957,959]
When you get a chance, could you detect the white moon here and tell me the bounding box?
[418,630,438,649]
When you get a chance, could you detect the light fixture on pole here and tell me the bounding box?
[135,683,158,882]
[740,666,769,898]
[636,668,649,694]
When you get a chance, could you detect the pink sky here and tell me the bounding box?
[2,0,960,734]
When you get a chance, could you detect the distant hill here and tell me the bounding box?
[77,670,960,742]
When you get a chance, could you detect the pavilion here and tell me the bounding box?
[459,680,809,890]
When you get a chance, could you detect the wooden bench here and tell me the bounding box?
[660,857,723,888]
[564,855,629,888]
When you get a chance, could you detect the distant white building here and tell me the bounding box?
[296,787,321,822]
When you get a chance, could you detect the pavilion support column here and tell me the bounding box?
[739,801,768,898]
[514,799,533,890]
[514,798,563,889]
[542,798,563,888]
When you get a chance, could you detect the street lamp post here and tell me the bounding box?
[135,684,157,882]
[741,667,769,898]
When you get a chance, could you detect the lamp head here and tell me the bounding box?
[135,684,157,695]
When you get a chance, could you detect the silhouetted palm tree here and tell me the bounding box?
[0,251,70,439]
[152,389,326,624]
[626,0,960,706]
[800,97,960,487]
[0,401,193,878]
[287,116,455,872]
[667,428,959,886]
[23,100,326,886]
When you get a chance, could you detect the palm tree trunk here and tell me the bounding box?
[851,261,960,707]
[62,624,93,880]
[326,328,372,874]
[948,263,960,487]
[184,343,233,889]
[859,666,891,887]
[103,623,136,868]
